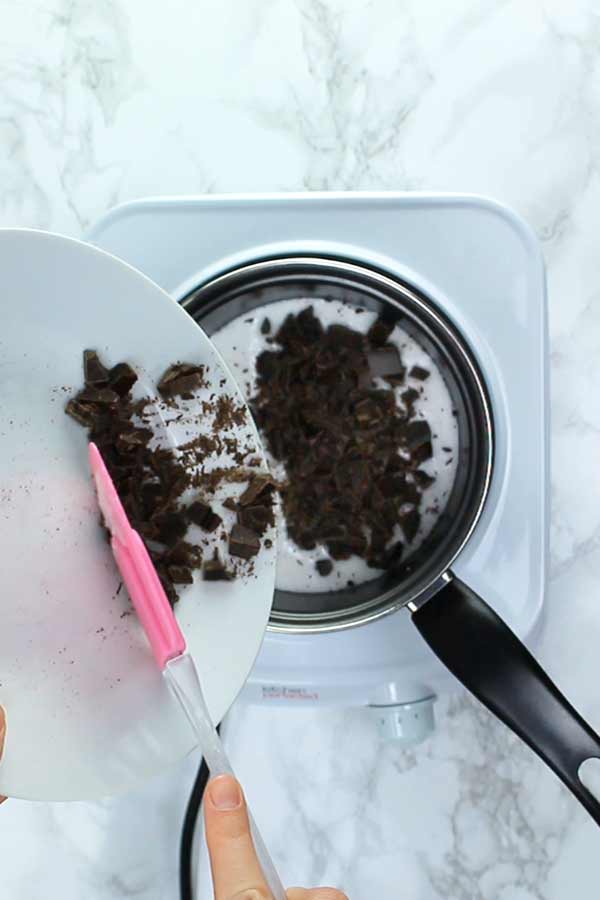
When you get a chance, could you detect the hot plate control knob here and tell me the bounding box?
[369,696,436,746]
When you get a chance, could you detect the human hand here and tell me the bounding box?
[204,774,348,900]
[0,706,6,804]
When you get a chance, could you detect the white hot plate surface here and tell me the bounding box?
[0,229,276,800]
[89,193,547,696]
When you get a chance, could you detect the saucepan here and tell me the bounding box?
[183,256,600,825]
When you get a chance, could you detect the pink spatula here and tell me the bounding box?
[89,442,286,900]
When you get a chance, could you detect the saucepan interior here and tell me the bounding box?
[182,257,493,632]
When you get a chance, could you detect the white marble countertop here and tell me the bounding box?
[2,1,600,897]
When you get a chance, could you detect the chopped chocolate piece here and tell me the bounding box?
[401,387,420,410]
[315,558,333,576]
[165,540,203,569]
[327,323,364,349]
[187,501,222,532]
[153,510,188,546]
[414,469,435,489]
[367,346,405,382]
[65,398,97,427]
[409,365,430,381]
[260,318,271,335]
[202,551,233,581]
[168,565,194,584]
[399,506,420,542]
[239,504,273,536]
[239,474,276,507]
[223,497,238,512]
[157,569,179,606]
[158,363,205,399]
[405,419,431,451]
[83,350,110,386]
[116,427,154,452]
[354,398,384,429]
[108,362,138,396]
[382,540,404,568]
[77,386,119,406]
[367,318,394,346]
[229,523,261,560]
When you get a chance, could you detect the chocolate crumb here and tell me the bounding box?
[315,559,333,576]
[409,365,430,381]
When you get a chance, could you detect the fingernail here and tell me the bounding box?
[207,775,242,810]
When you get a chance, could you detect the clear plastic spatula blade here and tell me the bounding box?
[88,442,286,900]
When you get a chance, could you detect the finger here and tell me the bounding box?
[204,774,270,899]
[0,706,6,804]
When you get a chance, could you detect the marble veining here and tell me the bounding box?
[2,0,600,897]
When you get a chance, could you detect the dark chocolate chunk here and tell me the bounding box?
[229,523,260,560]
[65,398,97,427]
[409,365,430,381]
[223,497,238,512]
[202,551,233,581]
[367,346,405,382]
[168,565,194,584]
[108,362,138,397]
[405,419,432,451]
[367,318,394,346]
[158,363,205,399]
[153,510,188,546]
[414,469,435,489]
[239,504,273,536]
[239,474,276,507]
[77,386,119,406]
[260,317,271,335]
[83,350,110,386]
[401,387,420,411]
[165,540,203,569]
[187,501,222,532]
[399,506,420,542]
[382,540,404,568]
[315,558,333,576]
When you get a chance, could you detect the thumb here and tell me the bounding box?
[204,774,271,899]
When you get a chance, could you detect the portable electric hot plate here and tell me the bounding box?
[88,192,548,747]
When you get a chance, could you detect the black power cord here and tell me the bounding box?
[179,725,220,900]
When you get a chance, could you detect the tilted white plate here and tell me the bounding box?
[0,229,276,800]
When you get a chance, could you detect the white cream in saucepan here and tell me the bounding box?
[212,298,458,593]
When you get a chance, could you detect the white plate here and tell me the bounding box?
[0,229,276,800]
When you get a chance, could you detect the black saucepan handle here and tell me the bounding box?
[412,576,600,826]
